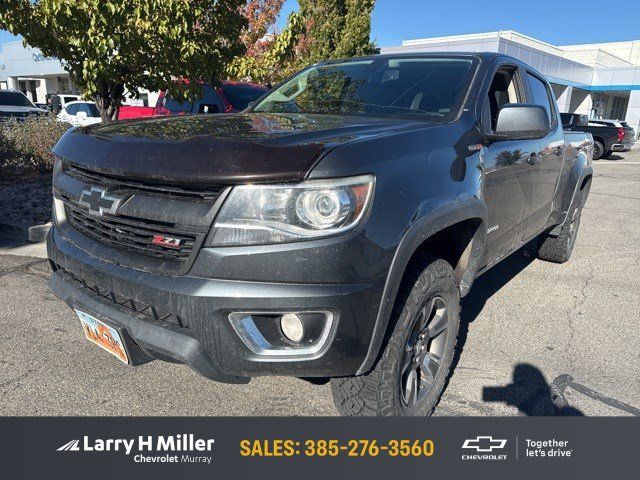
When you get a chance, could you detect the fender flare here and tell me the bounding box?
[550,155,593,236]
[356,198,487,375]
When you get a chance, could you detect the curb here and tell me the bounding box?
[0,221,51,243]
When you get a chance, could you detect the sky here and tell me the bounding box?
[2,0,639,51]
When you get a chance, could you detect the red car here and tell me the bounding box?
[117,82,268,120]
[154,81,268,116]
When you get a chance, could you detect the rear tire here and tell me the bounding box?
[537,190,583,264]
[592,141,604,160]
[331,257,460,416]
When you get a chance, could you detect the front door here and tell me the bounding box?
[483,138,541,263]
[481,65,540,265]
[524,72,565,238]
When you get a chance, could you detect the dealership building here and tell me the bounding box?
[0,41,155,106]
[382,30,640,131]
[0,41,78,102]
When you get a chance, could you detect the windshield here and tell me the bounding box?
[222,83,268,110]
[0,91,35,108]
[253,56,477,122]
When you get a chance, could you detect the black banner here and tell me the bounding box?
[1,417,635,479]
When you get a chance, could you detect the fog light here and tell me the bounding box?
[280,313,304,342]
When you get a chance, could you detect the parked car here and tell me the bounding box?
[561,113,634,159]
[48,52,593,417]
[154,81,268,116]
[0,89,49,120]
[50,94,83,115]
[118,105,156,120]
[57,100,102,127]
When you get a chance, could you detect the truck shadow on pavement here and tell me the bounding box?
[482,364,584,416]
[598,154,625,161]
[454,246,584,416]
[454,245,639,416]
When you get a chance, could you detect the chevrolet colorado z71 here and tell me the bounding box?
[47,53,593,416]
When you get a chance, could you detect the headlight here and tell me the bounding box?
[207,174,375,246]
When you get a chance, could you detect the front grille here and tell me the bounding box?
[63,163,222,201]
[64,202,196,262]
[52,261,185,328]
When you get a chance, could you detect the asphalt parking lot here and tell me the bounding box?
[1,148,639,417]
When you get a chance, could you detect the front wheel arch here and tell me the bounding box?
[356,200,486,375]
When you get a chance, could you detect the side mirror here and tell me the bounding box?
[487,104,550,142]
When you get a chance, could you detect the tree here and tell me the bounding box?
[0,0,247,121]
[228,0,378,85]
[227,10,304,84]
[295,0,378,64]
[241,0,284,58]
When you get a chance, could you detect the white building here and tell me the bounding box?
[0,41,157,107]
[382,30,640,130]
[0,41,77,103]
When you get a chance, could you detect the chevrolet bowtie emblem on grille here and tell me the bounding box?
[462,436,507,452]
[79,187,123,217]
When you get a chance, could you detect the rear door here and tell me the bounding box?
[481,62,541,264]
[524,71,565,238]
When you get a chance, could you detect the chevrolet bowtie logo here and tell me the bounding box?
[462,436,507,452]
[79,187,123,217]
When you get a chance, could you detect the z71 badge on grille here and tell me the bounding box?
[79,187,123,217]
[152,235,184,249]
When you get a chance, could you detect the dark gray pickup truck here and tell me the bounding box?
[561,113,634,159]
[47,52,593,416]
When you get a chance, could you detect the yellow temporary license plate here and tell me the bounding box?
[76,310,129,364]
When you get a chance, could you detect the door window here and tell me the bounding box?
[77,103,100,117]
[195,85,223,114]
[527,73,557,128]
[485,67,523,132]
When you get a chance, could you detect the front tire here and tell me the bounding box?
[331,257,460,416]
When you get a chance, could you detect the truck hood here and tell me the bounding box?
[53,112,425,186]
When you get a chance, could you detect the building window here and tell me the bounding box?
[610,96,628,120]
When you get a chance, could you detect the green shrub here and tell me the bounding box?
[0,115,71,180]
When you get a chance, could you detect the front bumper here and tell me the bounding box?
[47,226,391,382]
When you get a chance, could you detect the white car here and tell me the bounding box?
[57,101,103,127]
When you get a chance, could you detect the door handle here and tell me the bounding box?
[527,153,542,165]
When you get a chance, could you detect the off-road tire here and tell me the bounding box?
[331,257,460,416]
[592,141,604,160]
[537,190,584,263]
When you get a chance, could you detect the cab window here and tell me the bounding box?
[527,73,557,128]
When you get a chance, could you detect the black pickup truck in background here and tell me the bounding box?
[561,113,635,159]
